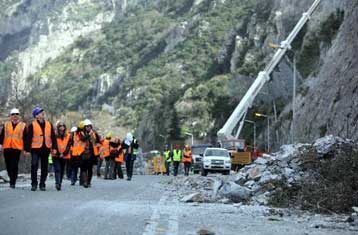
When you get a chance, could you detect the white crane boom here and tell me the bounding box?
[217,0,321,141]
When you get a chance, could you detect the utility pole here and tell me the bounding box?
[292,54,296,144]
[267,117,270,153]
[245,120,256,150]
[255,113,272,153]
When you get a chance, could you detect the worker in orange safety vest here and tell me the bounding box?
[110,137,124,179]
[100,132,111,179]
[69,122,85,186]
[183,145,192,176]
[0,108,28,188]
[52,121,71,191]
[26,107,58,191]
[79,119,100,188]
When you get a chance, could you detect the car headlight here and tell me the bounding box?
[203,158,210,163]
[225,160,231,164]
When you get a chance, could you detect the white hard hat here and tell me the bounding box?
[83,119,92,126]
[10,108,20,115]
[70,126,78,132]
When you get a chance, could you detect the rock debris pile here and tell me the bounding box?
[165,135,358,215]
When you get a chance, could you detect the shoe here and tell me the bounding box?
[31,186,37,191]
[56,184,61,191]
[104,177,108,180]
[71,182,75,186]
[97,173,101,177]
[126,177,131,181]
[40,186,46,191]
[10,184,15,189]
[83,183,88,188]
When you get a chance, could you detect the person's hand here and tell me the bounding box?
[0,145,3,152]
[24,151,31,157]
[60,153,64,158]
[53,149,57,155]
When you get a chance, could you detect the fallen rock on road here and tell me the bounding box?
[164,135,358,215]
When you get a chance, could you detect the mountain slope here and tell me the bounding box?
[0,0,356,151]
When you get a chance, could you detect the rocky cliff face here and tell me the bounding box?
[213,0,352,151]
[277,0,358,145]
[0,0,146,107]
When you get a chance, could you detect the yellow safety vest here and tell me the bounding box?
[173,150,182,162]
[164,151,171,162]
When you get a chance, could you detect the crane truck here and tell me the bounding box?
[217,0,322,169]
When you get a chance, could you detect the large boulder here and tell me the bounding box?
[0,170,9,182]
[313,135,354,158]
[218,182,252,202]
[247,165,266,180]
[259,171,281,185]
[181,192,205,203]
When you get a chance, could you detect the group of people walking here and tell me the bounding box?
[163,144,192,176]
[0,107,139,191]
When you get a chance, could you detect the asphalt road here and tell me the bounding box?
[0,175,356,235]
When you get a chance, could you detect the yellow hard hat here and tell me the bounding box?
[105,132,112,139]
[79,121,85,129]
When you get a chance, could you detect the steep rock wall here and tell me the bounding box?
[271,1,358,149]
[293,1,358,142]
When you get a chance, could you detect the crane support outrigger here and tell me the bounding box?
[217,0,321,143]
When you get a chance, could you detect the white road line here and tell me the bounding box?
[166,198,179,235]
[142,194,168,235]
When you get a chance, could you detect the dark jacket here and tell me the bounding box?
[79,130,100,157]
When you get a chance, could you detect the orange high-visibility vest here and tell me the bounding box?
[100,139,110,159]
[53,133,70,159]
[71,132,85,157]
[110,145,124,163]
[183,150,192,163]
[90,132,100,156]
[31,120,52,149]
[69,133,74,157]
[3,121,26,150]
